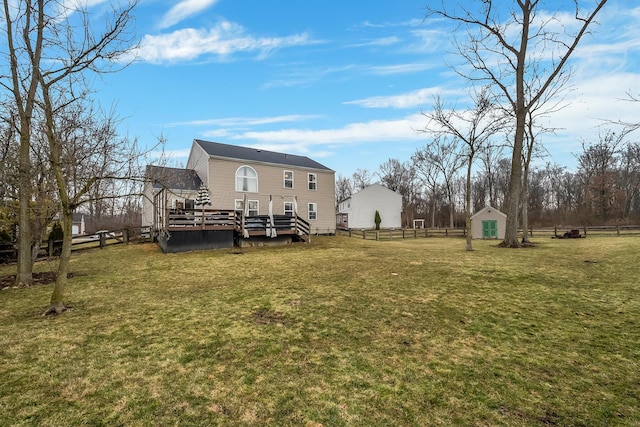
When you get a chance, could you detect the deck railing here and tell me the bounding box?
[164,208,310,240]
[166,208,236,230]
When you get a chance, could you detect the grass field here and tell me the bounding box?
[1,236,638,426]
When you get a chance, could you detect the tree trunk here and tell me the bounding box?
[520,169,530,244]
[502,123,524,247]
[16,130,33,285]
[430,188,437,228]
[46,208,73,315]
[465,159,473,251]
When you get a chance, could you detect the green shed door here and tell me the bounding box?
[482,220,498,239]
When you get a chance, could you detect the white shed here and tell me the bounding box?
[470,205,507,239]
[336,183,402,229]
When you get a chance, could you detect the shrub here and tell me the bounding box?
[49,222,64,241]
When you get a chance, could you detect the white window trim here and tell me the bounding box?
[284,170,294,189]
[235,199,259,216]
[284,201,294,217]
[308,202,317,221]
[308,173,317,191]
[247,200,259,216]
[235,165,258,193]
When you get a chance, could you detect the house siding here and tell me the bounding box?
[186,143,210,187]
[338,184,402,229]
[206,157,335,234]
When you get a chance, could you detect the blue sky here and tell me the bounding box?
[92,0,640,177]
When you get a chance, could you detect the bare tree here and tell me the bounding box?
[425,0,609,247]
[413,136,463,228]
[576,130,624,223]
[351,168,373,192]
[2,0,45,285]
[335,174,353,206]
[377,159,417,227]
[423,87,505,250]
[14,0,138,315]
[478,143,506,209]
[619,142,640,221]
[412,148,441,228]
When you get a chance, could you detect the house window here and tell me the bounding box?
[284,202,294,217]
[308,203,317,220]
[235,166,258,192]
[235,199,259,216]
[248,200,259,216]
[284,170,294,189]
[308,173,317,191]
[185,199,195,211]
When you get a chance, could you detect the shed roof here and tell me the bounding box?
[145,165,202,190]
[470,205,507,220]
[194,139,333,171]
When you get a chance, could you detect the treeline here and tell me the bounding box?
[337,130,640,228]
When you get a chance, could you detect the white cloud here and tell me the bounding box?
[134,21,313,63]
[229,114,427,147]
[344,87,460,109]
[174,114,322,127]
[158,0,219,30]
[347,37,401,48]
[368,62,436,76]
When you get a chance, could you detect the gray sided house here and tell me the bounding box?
[143,140,336,253]
[336,183,403,230]
[470,205,507,239]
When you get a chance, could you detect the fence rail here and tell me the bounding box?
[337,227,467,241]
[0,228,150,263]
[337,224,640,241]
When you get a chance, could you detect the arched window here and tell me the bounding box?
[235,166,258,192]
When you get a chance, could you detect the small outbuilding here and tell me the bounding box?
[336,183,402,229]
[470,205,506,239]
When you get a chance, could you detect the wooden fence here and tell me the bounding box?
[337,227,467,241]
[337,224,640,241]
[0,228,150,263]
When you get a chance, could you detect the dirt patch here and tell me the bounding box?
[0,272,74,290]
[252,309,288,325]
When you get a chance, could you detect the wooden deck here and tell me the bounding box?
[151,188,310,252]
[152,207,310,252]
[162,208,310,239]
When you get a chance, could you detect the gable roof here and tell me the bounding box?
[194,139,333,171]
[145,165,202,190]
[470,205,507,220]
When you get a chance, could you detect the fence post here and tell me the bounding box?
[348,228,352,238]
[617,225,620,236]
[584,225,587,237]
[362,230,366,239]
[99,233,106,249]
[123,229,129,244]
[48,239,54,257]
[445,228,448,237]
[554,226,557,238]
[425,228,428,238]
[375,231,379,241]
[529,227,533,237]
[414,229,417,239]
[402,229,405,239]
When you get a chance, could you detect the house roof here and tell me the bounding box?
[194,139,333,171]
[145,165,202,190]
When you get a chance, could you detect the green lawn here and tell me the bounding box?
[1,236,638,426]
